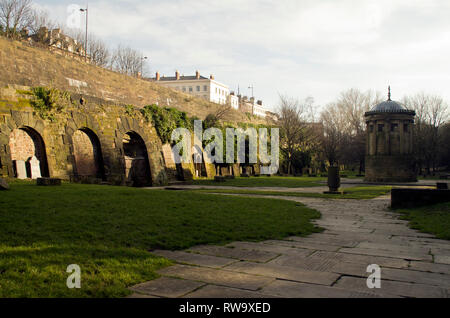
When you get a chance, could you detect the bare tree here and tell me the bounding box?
[277,94,315,175]
[403,93,449,174]
[0,0,33,38]
[111,44,146,77]
[28,8,55,34]
[319,88,382,172]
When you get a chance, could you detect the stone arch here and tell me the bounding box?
[72,127,105,180]
[9,126,49,178]
[123,131,152,186]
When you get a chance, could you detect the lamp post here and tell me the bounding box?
[80,5,88,62]
[140,56,148,78]
[248,85,254,98]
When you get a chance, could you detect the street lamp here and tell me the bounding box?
[80,5,88,62]
[141,56,148,78]
[248,85,254,98]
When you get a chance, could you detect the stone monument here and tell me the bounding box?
[364,87,417,182]
[14,160,27,179]
[28,156,42,179]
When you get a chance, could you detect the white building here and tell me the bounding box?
[152,71,238,108]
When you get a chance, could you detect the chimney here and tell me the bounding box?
[175,70,180,80]
[196,70,200,80]
[210,74,214,80]
[257,100,262,106]
[155,72,160,81]
[250,97,255,103]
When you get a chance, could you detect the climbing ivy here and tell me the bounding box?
[30,87,70,121]
[141,104,194,144]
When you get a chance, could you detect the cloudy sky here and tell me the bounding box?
[35,0,450,111]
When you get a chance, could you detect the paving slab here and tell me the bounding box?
[356,242,431,254]
[259,280,393,298]
[334,276,448,298]
[187,245,279,263]
[126,293,160,298]
[286,236,358,248]
[184,285,277,298]
[310,251,409,269]
[224,261,340,286]
[225,241,313,257]
[129,277,205,298]
[263,239,341,252]
[152,250,237,268]
[339,247,432,261]
[435,255,450,265]
[409,261,450,275]
[158,264,274,291]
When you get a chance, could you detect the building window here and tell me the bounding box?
[215,87,218,93]
[204,85,208,91]
[378,124,384,132]
[182,87,186,92]
[369,125,374,133]
[196,86,200,92]
[404,124,409,133]
[189,87,193,92]
[391,123,399,132]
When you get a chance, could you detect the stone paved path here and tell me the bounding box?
[129,194,450,298]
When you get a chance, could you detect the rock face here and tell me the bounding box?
[0,177,9,190]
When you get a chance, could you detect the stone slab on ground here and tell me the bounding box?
[187,245,279,263]
[409,261,450,275]
[225,241,313,257]
[158,264,274,291]
[184,285,277,298]
[259,280,393,298]
[152,250,237,268]
[129,277,204,298]
[126,293,160,298]
[309,251,409,269]
[262,239,341,252]
[334,276,448,298]
[435,255,450,265]
[224,261,340,286]
[339,247,432,261]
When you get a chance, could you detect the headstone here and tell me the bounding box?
[0,178,9,190]
[28,156,41,179]
[15,160,27,179]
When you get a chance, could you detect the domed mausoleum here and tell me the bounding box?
[364,87,417,182]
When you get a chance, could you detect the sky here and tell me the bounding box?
[34,0,450,112]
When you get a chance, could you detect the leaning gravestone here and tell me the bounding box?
[28,156,41,179]
[0,178,9,190]
[15,160,27,179]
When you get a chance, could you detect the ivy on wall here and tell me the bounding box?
[30,87,70,121]
[141,104,194,144]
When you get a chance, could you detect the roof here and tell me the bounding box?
[365,86,415,116]
[156,75,209,81]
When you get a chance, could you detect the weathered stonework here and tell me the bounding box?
[364,95,417,183]
[0,90,170,186]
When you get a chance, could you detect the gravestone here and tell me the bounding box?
[28,156,42,179]
[15,160,27,179]
[0,178,9,190]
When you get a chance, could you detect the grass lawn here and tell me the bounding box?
[0,181,321,298]
[192,186,392,200]
[192,176,325,188]
[395,202,450,240]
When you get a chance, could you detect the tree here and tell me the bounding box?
[403,93,449,174]
[277,95,316,175]
[111,44,147,77]
[28,8,55,34]
[0,0,33,38]
[320,88,382,172]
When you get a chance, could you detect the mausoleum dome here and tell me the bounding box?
[370,99,405,112]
